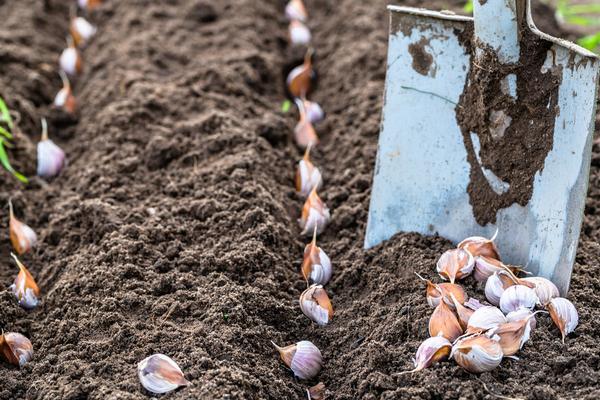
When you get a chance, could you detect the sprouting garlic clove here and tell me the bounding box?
[272,340,323,380]
[457,231,500,260]
[306,382,326,400]
[289,20,311,46]
[301,226,332,286]
[506,308,536,331]
[546,297,578,343]
[303,99,325,125]
[59,38,83,76]
[53,71,77,114]
[450,293,474,331]
[294,98,319,148]
[415,273,467,308]
[487,311,542,356]
[451,334,503,373]
[300,284,334,326]
[137,353,190,394]
[287,48,314,99]
[9,200,38,255]
[484,270,517,306]
[295,144,322,197]
[399,336,451,374]
[520,277,559,306]
[285,0,308,22]
[436,248,474,284]
[299,188,330,236]
[466,306,506,334]
[37,118,66,179]
[428,298,463,341]
[0,331,33,367]
[70,17,96,47]
[9,253,40,310]
[499,285,539,314]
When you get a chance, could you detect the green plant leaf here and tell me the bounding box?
[564,14,598,27]
[281,99,292,113]
[0,138,28,184]
[0,96,13,131]
[578,32,600,52]
[463,0,473,13]
[0,125,13,140]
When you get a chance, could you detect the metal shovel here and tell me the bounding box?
[365,0,600,294]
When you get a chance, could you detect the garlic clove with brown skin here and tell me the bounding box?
[484,270,518,306]
[54,71,77,114]
[520,277,559,306]
[294,98,319,148]
[301,226,332,286]
[287,48,314,99]
[295,144,322,197]
[499,285,539,314]
[70,17,96,48]
[450,293,474,331]
[37,118,66,179]
[398,336,451,374]
[272,340,322,380]
[289,20,311,46]
[428,298,463,341]
[306,382,326,400]
[59,38,83,77]
[506,308,537,331]
[546,297,578,343]
[436,248,474,284]
[487,311,543,356]
[9,253,40,310]
[137,354,191,394]
[303,99,325,125]
[285,0,308,22]
[466,306,506,334]
[78,0,103,11]
[451,334,503,373]
[415,273,467,308]
[299,188,330,236]
[0,331,33,368]
[9,200,38,255]
[473,256,511,283]
[457,231,501,260]
[300,284,334,326]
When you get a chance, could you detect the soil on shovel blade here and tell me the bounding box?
[0,0,599,399]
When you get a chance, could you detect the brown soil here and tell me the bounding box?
[0,1,598,399]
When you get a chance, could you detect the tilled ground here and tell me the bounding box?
[0,0,599,399]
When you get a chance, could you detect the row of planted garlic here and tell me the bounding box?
[0,0,99,372]
[404,233,579,374]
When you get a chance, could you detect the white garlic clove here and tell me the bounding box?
[487,311,541,356]
[436,248,474,284]
[137,354,190,394]
[506,308,537,331]
[473,256,507,283]
[428,299,463,341]
[273,340,322,380]
[78,0,102,11]
[293,99,319,148]
[402,336,452,374]
[499,285,539,314]
[301,227,332,286]
[304,100,325,125]
[295,144,323,197]
[466,306,506,334]
[299,188,330,236]
[37,119,66,179]
[70,17,97,47]
[300,285,334,326]
[547,297,578,343]
[306,382,326,400]
[464,297,485,311]
[457,231,500,260]
[0,332,33,367]
[59,45,82,76]
[285,0,308,22]
[289,20,311,46]
[451,334,503,373]
[520,277,559,306]
[484,270,517,306]
[8,200,38,255]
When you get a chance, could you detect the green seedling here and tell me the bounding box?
[0,96,28,183]
[0,138,28,184]
[556,0,600,27]
[464,0,473,14]
[578,32,600,52]
[281,99,292,113]
[0,96,14,132]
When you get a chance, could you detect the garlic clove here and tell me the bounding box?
[484,270,517,306]
[466,306,506,334]
[9,253,40,310]
[520,277,559,306]
[304,99,325,125]
[289,20,311,46]
[0,331,33,367]
[473,256,509,283]
[450,293,474,331]
[272,340,322,380]
[138,354,190,394]
[293,99,319,148]
[295,144,322,197]
[9,200,38,255]
[499,285,539,314]
[301,226,332,286]
[457,231,500,260]
[464,297,485,311]
[299,188,330,236]
[285,0,308,22]
[300,284,334,326]
[506,308,536,331]
[59,41,83,77]
[415,273,467,308]
[488,311,542,356]
[451,334,503,373]
[287,49,314,99]
[400,336,451,374]
[70,17,96,47]
[53,71,77,114]
[78,0,102,11]
[547,297,578,343]
[306,382,325,400]
[436,248,474,284]
[428,298,463,341]
[37,119,66,179]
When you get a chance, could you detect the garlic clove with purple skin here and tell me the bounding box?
[436,248,474,284]
[300,284,334,326]
[295,144,322,198]
[137,354,190,394]
[414,273,467,309]
[546,297,578,343]
[451,334,503,373]
[499,285,539,314]
[466,306,506,334]
[487,311,543,356]
[398,336,451,374]
[473,256,508,283]
[457,231,500,260]
[272,340,322,380]
[299,187,330,236]
[484,270,517,306]
[70,17,97,47]
[59,37,83,77]
[0,331,33,367]
[520,276,559,306]
[9,200,37,255]
[303,99,325,125]
[37,119,66,179]
[506,308,537,331]
[285,0,308,22]
[301,226,332,286]
[289,20,311,46]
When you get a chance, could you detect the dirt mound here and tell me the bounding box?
[0,0,599,399]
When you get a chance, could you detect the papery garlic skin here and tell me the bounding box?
[137,354,190,394]
[411,336,451,372]
[521,277,559,306]
[59,47,82,76]
[71,17,96,47]
[488,318,533,356]
[10,253,40,310]
[301,238,332,286]
[273,341,322,380]
[296,150,322,197]
[458,233,500,260]
[0,332,33,367]
[304,100,325,125]
[9,202,38,255]
[78,0,102,11]
[547,297,578,343]
[287,49,314,99]
[429,299,463,341]
[306,383,326,400]
[436,248,474,284]
[467,306,506,334]
[484,270,515,306]
[506,308,537,330]
[499,285,539,314]
[294,116,319,149]
[54,87,77,113]
[452,335,503,373]
[37,140,66,178]
[300,285,334,326]
[285,0,308,22]
[289,20,311,46]
[299,189,330,236]
[473,256,506,283]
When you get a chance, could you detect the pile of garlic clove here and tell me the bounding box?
[403,232,579,374]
